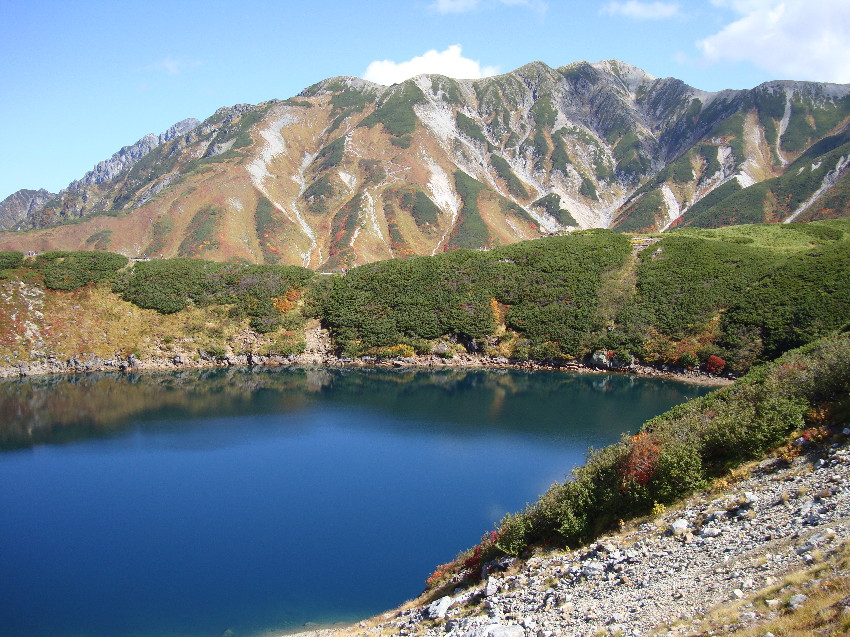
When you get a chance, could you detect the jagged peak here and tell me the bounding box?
[592,59,655,90]
[752,79,850,100]
[513,60,556,76]
[301,75,383,97]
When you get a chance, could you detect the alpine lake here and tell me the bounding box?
[0,366,714,637]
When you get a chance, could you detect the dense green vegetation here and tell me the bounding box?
[178,206,221,257]
[31,251,129,290]
[114,258,314,332]
[319,230,631,358]
[3,220,847,375]
[358,82,425,138]
[450,171,491,249]
[684,132,850,228]
[0,251,24,275]
[614,190,663,232]
[455,112,488,147]
[386,188,441,229]
[531,193,577,227]
[255,196,282,264]
[490,155,529,198]
[316,136,346,171]
[316,219,850,371]
[601,220,850,372]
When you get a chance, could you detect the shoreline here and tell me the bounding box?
[0,348,734,386]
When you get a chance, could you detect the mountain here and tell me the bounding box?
[0,188,55,231]
[1,60,848,269]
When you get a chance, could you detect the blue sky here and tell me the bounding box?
[2,0,849,200]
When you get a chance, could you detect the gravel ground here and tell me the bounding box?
[287,434,850,637]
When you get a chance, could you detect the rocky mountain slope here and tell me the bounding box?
[1,60,849,269]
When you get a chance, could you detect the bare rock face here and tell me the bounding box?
[0,188,55,231]
[66,118,201,190]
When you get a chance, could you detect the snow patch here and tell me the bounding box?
[227,197,243,212]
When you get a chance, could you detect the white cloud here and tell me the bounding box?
[362,45,500,85]
[430,0,546,14]
[698,0,850,83]
[602,1,681,19]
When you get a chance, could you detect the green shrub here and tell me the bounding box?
[491,155,528,198]
[0,251,24,274]
[389,135,412,148]
[34,251,128,290]
[456,112,488,146]
[358,82,425,137]
[117,258,313,319]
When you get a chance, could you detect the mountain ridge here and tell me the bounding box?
[1,59,848,268]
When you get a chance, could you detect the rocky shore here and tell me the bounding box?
[0,325,732,386]
[288,434,850,637]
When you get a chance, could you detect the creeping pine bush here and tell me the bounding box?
[443,330,850,581]
[0,251,24,278]
[116,258,314,332]
[33,251,129,290]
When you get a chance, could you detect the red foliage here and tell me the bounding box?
[705,354,726,374]
[619,432,661,488]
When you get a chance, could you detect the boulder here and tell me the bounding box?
[427,595,454,620]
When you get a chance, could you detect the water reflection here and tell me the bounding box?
[0,366,711,450]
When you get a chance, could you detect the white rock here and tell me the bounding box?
[428,595,454,620]
[670,519,690,535]
[461,623,526,637]
[788,594,809,609]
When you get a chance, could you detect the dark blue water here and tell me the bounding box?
[0,367,712,637]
